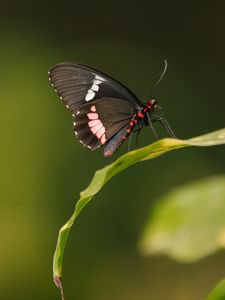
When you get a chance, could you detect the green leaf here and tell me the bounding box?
[53,128,225,296]
[207,279,225,300]
[139,175,225,263]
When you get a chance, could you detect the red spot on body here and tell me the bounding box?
[144,99,156,110]
[129,121,134,127]
[137,111,144,118]
[127,128,131,133]
[104,149,113,157]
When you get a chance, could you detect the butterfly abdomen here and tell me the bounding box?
[103,125,133,157]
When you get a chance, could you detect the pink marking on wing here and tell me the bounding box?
[91,123,103,134]
[100,134,106,144]
[88,120,101,127]
[90,105,96,112]
[96,127,105,139]
[87,113,98,120]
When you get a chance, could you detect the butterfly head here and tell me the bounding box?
[149,99,176,138]
[145,98,163,120]
[151,101,164,121]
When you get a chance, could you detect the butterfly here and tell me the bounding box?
[48,62,176,157]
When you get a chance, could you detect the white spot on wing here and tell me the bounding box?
[74,131,78,135]
[93,79,102,85]
[92,84,99,91]
[87,146,91,149]
[85,74,107,101]
[85,92,95,101]
[73,121,76,126]
[95,74,106,81]
[79,140,83,144]
[77,110,80,115]
[66,105,69,109]
[72,114,75,117]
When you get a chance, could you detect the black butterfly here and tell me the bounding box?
[48,63,176,157]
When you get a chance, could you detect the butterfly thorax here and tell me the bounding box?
[130,99,157,127]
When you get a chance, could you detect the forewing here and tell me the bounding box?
[48,63,141,115]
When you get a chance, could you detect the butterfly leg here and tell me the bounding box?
[159,117,176,138]
[134,128,141,147]
[146,112,158,139]
[128,121,143,149]
[135,123,143,147]
[128,131,133,151]
[128,127,142,151]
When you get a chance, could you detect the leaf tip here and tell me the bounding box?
[54,274,62,289]
[54,275,65,300]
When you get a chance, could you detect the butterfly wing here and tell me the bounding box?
[49,62,143,152]
[48,62,142,115]
[73,97,135,150]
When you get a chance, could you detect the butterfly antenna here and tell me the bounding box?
[151,59,168,98]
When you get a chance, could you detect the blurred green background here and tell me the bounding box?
[1,1,225,299]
